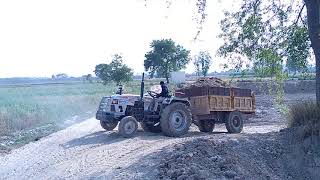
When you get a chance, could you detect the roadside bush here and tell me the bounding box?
[287,101,320,138]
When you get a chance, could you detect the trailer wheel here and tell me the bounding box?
[100,121,118,131]
[140,122,162,133]
[198,120,215,132]
[119,116,138,138]
[225,111,244,133]
[160,102,192,137]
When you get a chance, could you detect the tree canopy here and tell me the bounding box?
[217,1,311,75]
[286,26,310,75]
[193,51,212,77]
[94,54,133,85]
[144,39,190,83]
[193,0,319,100]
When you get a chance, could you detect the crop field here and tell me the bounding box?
[0,81,152,136]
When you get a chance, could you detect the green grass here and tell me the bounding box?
[0,81,149,135]
[287,101,320,138]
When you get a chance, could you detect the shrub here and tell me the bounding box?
[287,101,320,137]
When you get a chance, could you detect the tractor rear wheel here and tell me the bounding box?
[140,122,162,133]
[225,111,244,133]
[160,102,192,137]
[119,116,138,138]
[198,120,215,132]
[100,121,118,131]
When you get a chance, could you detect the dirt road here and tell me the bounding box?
[0,94,315,179]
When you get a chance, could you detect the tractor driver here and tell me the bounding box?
[156,81,169,98]
[116,84,123,95]
[152,81,169,112]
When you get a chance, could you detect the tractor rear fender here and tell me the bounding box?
[162,97,190,106]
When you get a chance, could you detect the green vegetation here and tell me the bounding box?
[0,81,147,136]
[286,27,310,75]
[287,101,320,138]
[144,39,191,83]
[215,1,313,106]
[198,0,319,101]
[94,54,133,85]
[193,51,212,77]
[216,1,311,81]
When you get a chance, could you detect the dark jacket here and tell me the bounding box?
[157,84,169,97]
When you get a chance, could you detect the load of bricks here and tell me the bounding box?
[176,77,252,98]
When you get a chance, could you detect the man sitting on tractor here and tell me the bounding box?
[152,81,170,112]
[157,81,169,98]
[116,84,123,95]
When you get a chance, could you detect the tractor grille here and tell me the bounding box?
[111,105,116,112]
[99,97,111,112]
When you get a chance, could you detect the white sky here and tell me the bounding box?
[0,0,237,78]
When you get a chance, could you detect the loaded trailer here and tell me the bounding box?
[175,85,255,133]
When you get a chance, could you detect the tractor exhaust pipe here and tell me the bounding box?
[140,73,145,100]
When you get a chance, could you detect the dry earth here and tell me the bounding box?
[0,93,318,180]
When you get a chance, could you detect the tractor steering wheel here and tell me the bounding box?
[147,91,159,98]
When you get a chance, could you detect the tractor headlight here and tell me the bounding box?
[111,99,119,104]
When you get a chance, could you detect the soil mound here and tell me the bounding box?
[175,77,249,98]
[158,131,320,180]
[189,77,229,88]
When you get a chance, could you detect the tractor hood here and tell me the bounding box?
[114,94,139,97]
[110,94,141,104]
[111,94,140,99]
[102,94,152,105]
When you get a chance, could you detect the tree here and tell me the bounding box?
[218,1,303,76]
[83,74,93,83]
[305,0,320,102]
[144,39,190,83]
[286,27,310,75]
[193,51,212,77]
[94,54,133,85]
[253,48,283,78]
[194,0,320,101]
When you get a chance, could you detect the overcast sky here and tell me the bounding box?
[0,0,238,78]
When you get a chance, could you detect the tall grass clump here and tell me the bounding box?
[287,101,320,138]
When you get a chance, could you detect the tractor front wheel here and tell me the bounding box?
[100,121,118,131]
[118,116,138,138]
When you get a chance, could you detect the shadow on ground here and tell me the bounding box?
[62,128,228,149]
